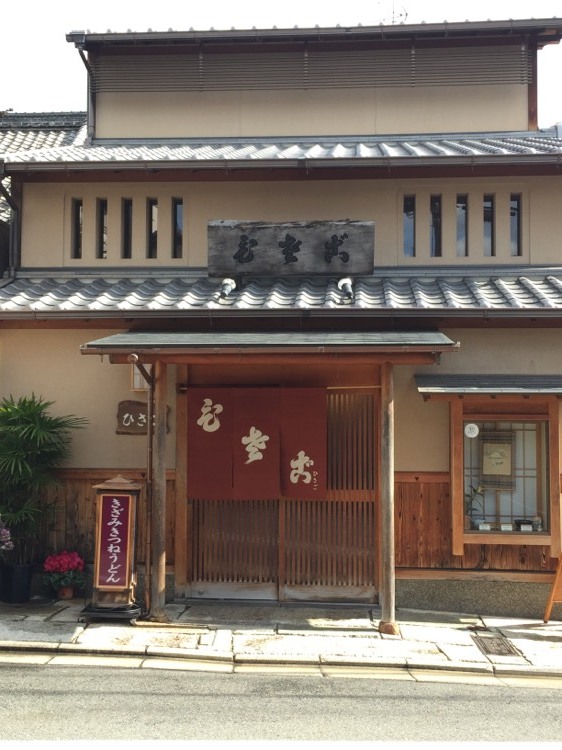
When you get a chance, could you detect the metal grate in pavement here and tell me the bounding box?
[472,634,521,656]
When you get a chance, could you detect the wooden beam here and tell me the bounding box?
[396,569,556,583]
[379,362,399,635]
[150,360,168,621]
[106,352,444,366]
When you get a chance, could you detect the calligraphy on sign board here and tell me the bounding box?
[116,400,171,435]
[94,494,135,590]
[207,220,375,276]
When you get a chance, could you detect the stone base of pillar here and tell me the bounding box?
[378,620,401,636]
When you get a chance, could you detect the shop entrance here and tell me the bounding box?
[188,389,378,602]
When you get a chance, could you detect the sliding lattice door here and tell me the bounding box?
[189,389,377,601]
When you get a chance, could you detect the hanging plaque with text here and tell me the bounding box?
[208,220,374,277]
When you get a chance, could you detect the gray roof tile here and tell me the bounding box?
[2,129,562,168]
[2,268,562,317]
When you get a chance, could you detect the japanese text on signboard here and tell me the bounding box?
[208,220,374,276]
[95,494,133,590]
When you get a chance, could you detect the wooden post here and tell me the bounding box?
[174,365,189,592]
[150,359,168,621]
[379,362,399,635]
[544,556,562,623]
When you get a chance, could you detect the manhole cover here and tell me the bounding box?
[472,634,521,656]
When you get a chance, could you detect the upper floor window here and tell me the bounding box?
[483,194,495,257]
[456,194,468,257]
[172,198,183,259]
[71,199,83,260]
[430,195,442,257]
[403,195,416,257]
[147,198,158,259]
[510,193,522,257]
[96,198,108,260]
[121,198,133,259]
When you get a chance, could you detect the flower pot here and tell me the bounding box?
[57,585,74,600]
[1,563,33,603]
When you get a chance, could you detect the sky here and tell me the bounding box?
[2,0,562,127]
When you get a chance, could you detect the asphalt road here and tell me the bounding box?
[2,665,562,741]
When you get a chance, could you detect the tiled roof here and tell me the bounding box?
[415,374,562,394]
[2,267,562,318]
[0,112,87,155]
[4,130,562,168]
[0,112,87,224]
[82,330,457,353]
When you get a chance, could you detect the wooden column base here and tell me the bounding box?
[378,620,401,636]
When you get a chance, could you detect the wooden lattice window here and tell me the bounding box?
[450,397,560,556]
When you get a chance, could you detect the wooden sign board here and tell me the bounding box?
[117,400,170,435]
[544,554,562,622]
[208,220,375,277]
[94,493,136,591]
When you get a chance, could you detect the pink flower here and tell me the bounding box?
[43,550,84,574]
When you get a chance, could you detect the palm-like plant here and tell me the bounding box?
[0,395,87,565]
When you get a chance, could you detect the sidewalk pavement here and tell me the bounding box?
[0,597,562,678]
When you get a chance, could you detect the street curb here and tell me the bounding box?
[0,638,562,679]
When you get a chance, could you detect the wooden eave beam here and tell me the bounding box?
[100,351,447,366]
[13,161,562,183]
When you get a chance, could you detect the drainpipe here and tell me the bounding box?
[74,40,95,143]
[0,162,20,280]
[128,357,154,616]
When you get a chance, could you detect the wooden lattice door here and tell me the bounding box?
[189,389,377,601]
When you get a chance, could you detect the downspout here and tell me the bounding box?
[0,162,20,281]
[75,42,95,143]
[128,357,154,616]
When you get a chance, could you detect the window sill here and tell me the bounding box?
[462,531,551,546]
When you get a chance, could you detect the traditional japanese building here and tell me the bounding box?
[1,17,562,621]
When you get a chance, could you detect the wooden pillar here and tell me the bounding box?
[150,359,168,621]
[379,361,399,635]
[174,364,189,592]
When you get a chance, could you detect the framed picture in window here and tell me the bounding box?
[481,431,515,489]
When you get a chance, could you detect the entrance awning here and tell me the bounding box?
[415,374,562,395]
[81,330,459,364]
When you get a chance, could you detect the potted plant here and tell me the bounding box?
[0,518,13,556]
[464,484,485,530]
[0,394,87,602]
[43,550,86,599]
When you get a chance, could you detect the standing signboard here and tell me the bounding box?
[83,475,142,621]
[544,555,562,622]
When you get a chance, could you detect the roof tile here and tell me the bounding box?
[2,269,562,317]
